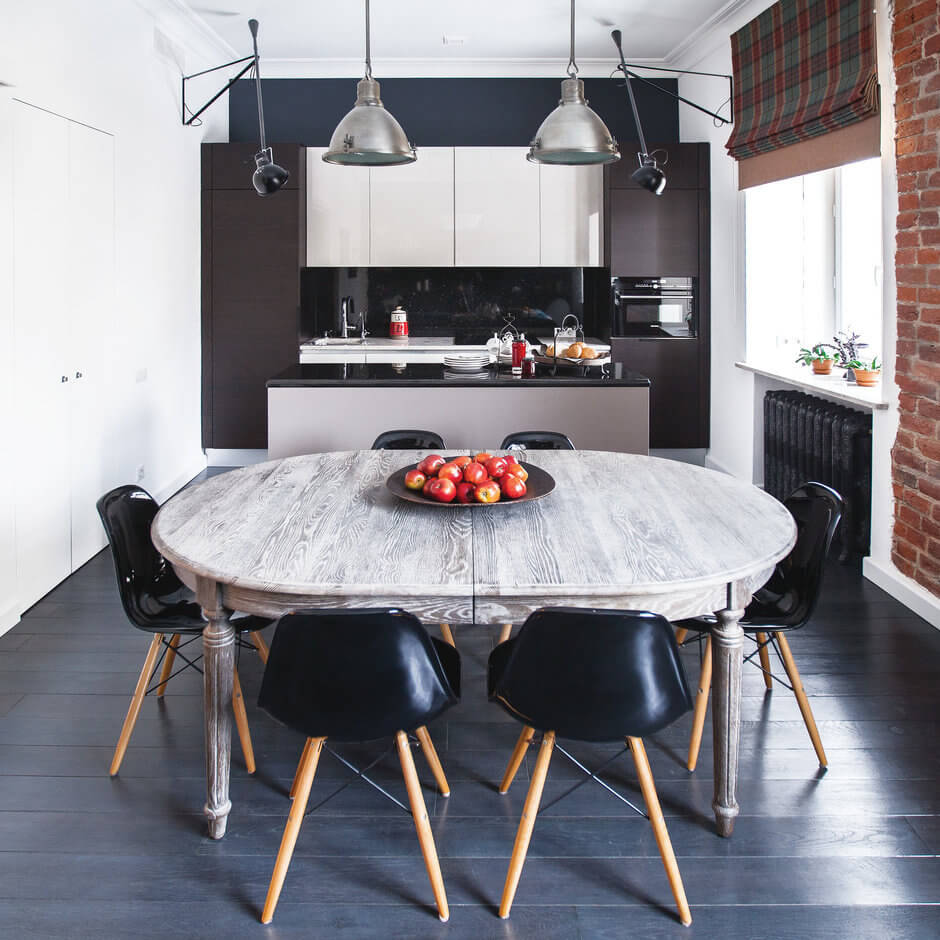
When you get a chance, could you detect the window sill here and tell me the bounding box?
[735,361,890,411]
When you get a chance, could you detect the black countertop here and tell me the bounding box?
[268,362,650,388]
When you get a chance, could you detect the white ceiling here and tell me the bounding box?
[182,0,741,70]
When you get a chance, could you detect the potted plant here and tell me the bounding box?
[847,355,881,387]
[795,344,835,375]
[822,330,868,382]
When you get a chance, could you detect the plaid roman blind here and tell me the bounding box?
[726,0,878,162]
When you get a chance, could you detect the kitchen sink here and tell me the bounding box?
[311,337,367,346]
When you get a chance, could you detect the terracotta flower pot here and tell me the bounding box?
[811,359,833,375]
[852,368,881,387]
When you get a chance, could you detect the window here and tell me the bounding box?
[745,157,883,366]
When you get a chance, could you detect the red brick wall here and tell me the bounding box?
[892,0,940,597]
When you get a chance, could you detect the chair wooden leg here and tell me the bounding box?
[499,730,555,919]
[415,726,450,797]
[155,634,180,698]
[498,623,513,644]
[110,633,164,776]
[232,668,255,774]
[674,626,688,644]
[775,632,827,767]
[261,737,324,924]
[499,726,535,794]
[289,739,313,799]
[439,623,456,647]
[686,636,712,772]
[396,730,449,923]
[755,632,773,690]
[629,737,692,925]
[251,630,270,665]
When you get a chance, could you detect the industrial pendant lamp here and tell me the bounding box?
[611,29,666,195]
[323,0,416,166]
[249,19,290,195]
[527,0,619,165]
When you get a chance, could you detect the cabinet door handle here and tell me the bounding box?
[61,375,69,383]
[75,371,83,379]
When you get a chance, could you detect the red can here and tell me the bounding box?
[390,306,409,338]
[511,338,527,369]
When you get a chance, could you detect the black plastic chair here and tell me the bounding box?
[499,430,575,450]
[488,607,693,925]
[675,482,843,771]
[257,608,461,924]
[97,485,272,776]
[371,429,446,450]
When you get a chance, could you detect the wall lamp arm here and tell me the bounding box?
[181,54,256,126]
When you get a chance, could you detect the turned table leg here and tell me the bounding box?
[197,577,235,840]
[710,582,748,838]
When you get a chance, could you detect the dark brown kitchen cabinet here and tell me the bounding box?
[611,338,707,449]
[202,143,306,449]
[609,188,700,276]
[606,142,710,449]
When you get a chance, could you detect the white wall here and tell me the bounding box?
[676,2,939,627]
[0,0,232,633]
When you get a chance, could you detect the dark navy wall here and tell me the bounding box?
[229,77,680,147]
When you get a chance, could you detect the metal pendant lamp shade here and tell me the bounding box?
[323,1,416,166]
[527,0,619,166]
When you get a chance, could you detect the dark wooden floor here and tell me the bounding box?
[0,497,938,938]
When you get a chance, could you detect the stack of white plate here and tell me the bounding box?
[442,352,490,372]
[443,369,489,381]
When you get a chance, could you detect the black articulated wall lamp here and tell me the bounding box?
[609,28,733,196]
[181,19,288,195]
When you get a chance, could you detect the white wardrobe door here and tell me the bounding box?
[67,121,115,569]
[12,102,72,608]
[539,163,604,266]
[306,147,371,266]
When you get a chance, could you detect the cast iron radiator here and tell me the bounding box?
[763,390,872,558]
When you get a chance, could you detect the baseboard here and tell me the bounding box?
[863,557,940,630]
[0,603,20,638]
[205,449,269,467]
[650,448,707,466]
[153,454,209,503]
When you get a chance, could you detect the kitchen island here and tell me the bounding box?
[267,362,650,457]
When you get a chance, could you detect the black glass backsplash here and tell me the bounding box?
[301,267,610,341]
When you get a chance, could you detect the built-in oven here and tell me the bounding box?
[611,276,696,337]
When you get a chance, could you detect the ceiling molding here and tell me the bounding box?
[664,0,756,68]
[258,56,672,80]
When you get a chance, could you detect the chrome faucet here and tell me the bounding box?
[340,296,355,338]
[357,309,369,341]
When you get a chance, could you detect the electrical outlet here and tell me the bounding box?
[136,465,145,482]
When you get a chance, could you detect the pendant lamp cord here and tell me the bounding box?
[364,0,373,80]
[567,0,579,77]
[248,19,267,151]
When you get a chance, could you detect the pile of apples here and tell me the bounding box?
[404,453,529,504]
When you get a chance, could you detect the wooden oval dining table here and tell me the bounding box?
[152,449,796,840]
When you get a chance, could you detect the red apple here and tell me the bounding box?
[503,454,519,467]
[437,462,463,484]
[418,455,446,476]
[453,455,472,468]
[428,478,457,503]
[474,452,493,464]
[463,461,488,485]
[474,480,501,503]
[455,481,477,504]
[506,464,528,482]
[485,457,508,479]
[500,474,527,499]
[422,478,435,498]
[404,469,426,491]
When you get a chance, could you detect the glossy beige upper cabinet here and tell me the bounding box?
[370,147,454,266]
[306,147,370,266]
[539,163,604,267]
[455,148,540,267]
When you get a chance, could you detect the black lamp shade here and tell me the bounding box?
[252,148,289,195]
[632,158,666,196]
